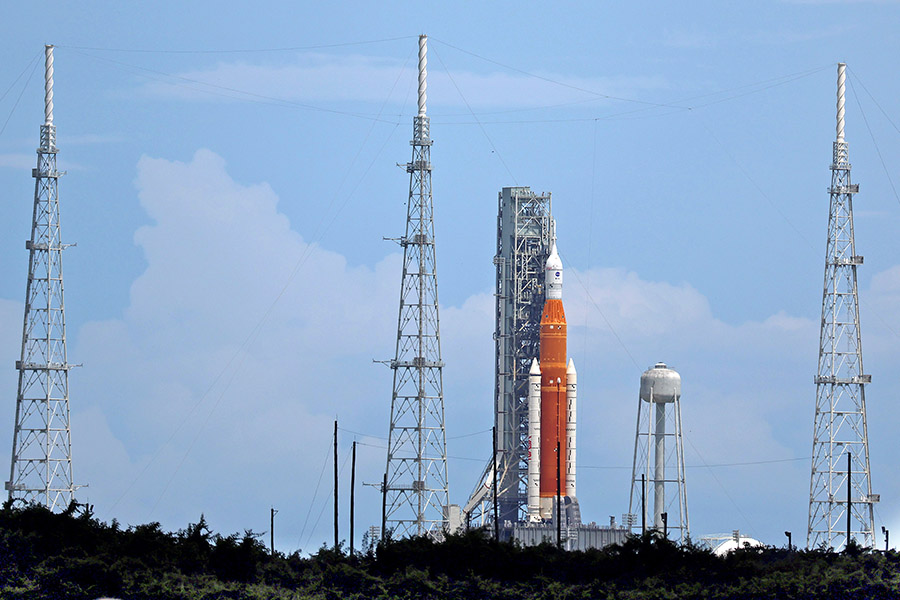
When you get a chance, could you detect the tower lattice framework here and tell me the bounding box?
[807,62,876,550]
[6,45,78,510]
[384,34,449,538]
[464,188,552,527]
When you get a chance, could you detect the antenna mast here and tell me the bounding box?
[6,45,79,509]
[807,62,876,549]
[383,34,449,537]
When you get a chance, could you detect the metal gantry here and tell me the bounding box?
[6,45,79,510]
[807,63,876,550]
[384,34,449,538]
[465,187,553,526]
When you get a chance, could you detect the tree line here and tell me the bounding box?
[1,500,898,599]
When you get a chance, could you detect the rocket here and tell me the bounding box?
[527,241,577,522]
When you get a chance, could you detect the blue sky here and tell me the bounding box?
[1,1,900,552]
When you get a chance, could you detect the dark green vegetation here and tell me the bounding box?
[1,502,899,599]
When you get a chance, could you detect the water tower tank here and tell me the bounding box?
[640,362,681,403]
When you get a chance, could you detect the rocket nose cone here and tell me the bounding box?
[545,242,563,271]
[546,242,563,300]
[567,358,576,375]
[530,358,541,375]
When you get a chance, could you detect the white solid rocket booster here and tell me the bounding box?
[566,358,577,498]
[527,358,542,522]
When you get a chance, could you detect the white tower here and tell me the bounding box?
[383,34,450,538]
[628,363,689,542]
[6,46,79,510]
[807,63,876,550]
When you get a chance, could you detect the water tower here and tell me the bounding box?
[627,363,689,542]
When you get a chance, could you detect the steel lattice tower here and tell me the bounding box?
[384,34,449,538]
[807,63,876,550]
[463,188,552,527]
[5,46,79,510]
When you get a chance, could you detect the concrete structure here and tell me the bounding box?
[501,520,628,551]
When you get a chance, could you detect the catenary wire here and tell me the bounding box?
[67,49,402,124]
[429,37,684,110]
[847,66,900,138]
[848,73,900,207]
[58,36,416,54]
[107,48,410,519]
[429,43,518,185]
[0,52,42,140]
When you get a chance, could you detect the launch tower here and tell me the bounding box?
[383,35,450,538]
[807,63,877,550]
[465,188,553,525]
[5,46,79,510]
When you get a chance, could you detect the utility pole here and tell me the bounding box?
[6,45,79,510]
[270,507,277,555]
[333,421,338,550]
[350,441,356,556]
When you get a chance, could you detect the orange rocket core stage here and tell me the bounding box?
[539,298,568,497]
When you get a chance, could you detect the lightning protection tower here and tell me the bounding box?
[807,63,877,550]
[6,45,79,510]
[383,34,449,538]
[628,363,689,542]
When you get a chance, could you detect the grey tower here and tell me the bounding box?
[6,46,79,510]
[383,35,449,538]
[465,187,553,525]
[807,63,877,550]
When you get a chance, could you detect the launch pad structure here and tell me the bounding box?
[465,187,553,525]
[459,186,627,550]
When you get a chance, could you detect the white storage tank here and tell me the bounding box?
[640,362,681,403]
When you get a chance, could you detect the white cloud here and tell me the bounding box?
[62,149,492,549]
[4,147,899,548]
